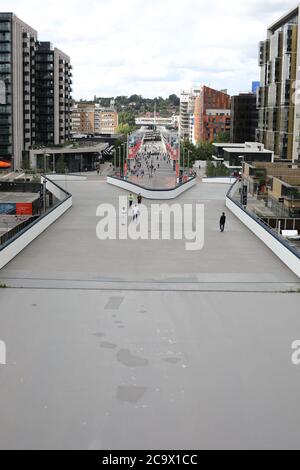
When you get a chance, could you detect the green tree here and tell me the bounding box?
[215,131,230,143]
[56,155,66,173]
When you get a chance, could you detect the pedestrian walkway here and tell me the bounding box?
[128,142,177,189]
[0,179,300,450]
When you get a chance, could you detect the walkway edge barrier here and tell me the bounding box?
[107,176,196,200]
[226,181,300,278]
[0,176,72,270]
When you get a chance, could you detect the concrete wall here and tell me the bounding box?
[45,174,87,182]
[107,176,196,200]
[0,177,72,270]
[226,196,300,278]
[203,177,237,184]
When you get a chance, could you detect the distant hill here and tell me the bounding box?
[78,94,180,117]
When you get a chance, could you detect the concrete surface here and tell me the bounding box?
[0,179,300,450]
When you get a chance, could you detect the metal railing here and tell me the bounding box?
[227,180,300,258]
[0,216,39,246]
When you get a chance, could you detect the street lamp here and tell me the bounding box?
[113,148,117,172]
[188,150,192,175]
[122,142,127,178]
[118,146,121,177]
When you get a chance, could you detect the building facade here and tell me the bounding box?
[71,103,118,135]
[35,42,72,146]
[257,5,300,162]
[179,86,201,141]
[0,13,37,169]
[0,13,72,170]
[194,86,231,143]
[230,93,258,143]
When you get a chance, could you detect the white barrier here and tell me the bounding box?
[202,177,237,184]
[107,176,197,200]
[226,196,300,278]
[0,178,72,270]
[45,174,87,182]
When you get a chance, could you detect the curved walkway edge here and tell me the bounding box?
[106,175,197,199]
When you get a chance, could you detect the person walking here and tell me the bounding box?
[132,204,140,222]
[220,212,226,232]
[128,193,134,209]
[137,193,142,205]
[121,206,127,226]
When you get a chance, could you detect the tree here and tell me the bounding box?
[117,123,133,137]
[216,131,230,143]
[195,142,214,161]
[56,155,66,173]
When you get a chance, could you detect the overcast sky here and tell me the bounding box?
[2,0,299,99]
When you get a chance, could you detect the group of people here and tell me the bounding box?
[120,193,143,224]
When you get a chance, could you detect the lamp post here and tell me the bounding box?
[122,142,126,175]
[188,150,192,176]
[118,146,121,177]
[113,148,116,172]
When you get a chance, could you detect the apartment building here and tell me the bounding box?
[0,13,72,169]
[95,108,118,135]
[0,13,37,169]
[71,103,95,134]
[231,92,258,143]
[71,103,118,135]
[257,5,300,162]
[179,86,201,141]
[194,86,231,143]
[35,42,72,146]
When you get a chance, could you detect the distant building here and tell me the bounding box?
[71,103,118,135]
[230,93,258,143]
[257,5,300,161]
[179,86,201,141]
[194,86,231,144]
[95,108,118,135]
[212,142,274,168]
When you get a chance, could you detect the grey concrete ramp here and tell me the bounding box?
[0,180,300,450]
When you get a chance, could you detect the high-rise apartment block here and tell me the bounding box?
[179,86,201,141]
[231,92,258,143]
[257,5,300,162]
[193,86,231,143]
[0,13,72,170]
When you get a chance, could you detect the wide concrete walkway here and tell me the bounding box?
[0,179,300,450]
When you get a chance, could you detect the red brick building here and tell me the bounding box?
[194,86,231,143]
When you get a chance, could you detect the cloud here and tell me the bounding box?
[2,0,298,98]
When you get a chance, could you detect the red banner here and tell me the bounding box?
[166,142,179,161]
[128,140,142,160]
[16,203,32,215]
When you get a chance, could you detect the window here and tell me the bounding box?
[0,53,10,62]
[0,32,11,41]
[0,43,10,52]
[0,63,10,72]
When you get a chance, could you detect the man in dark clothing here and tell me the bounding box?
[220,212,226,232]
[137,193,142,205]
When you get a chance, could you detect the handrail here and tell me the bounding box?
[0,175,71,252]
[108,175,196,192]
[226,180,300,260]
